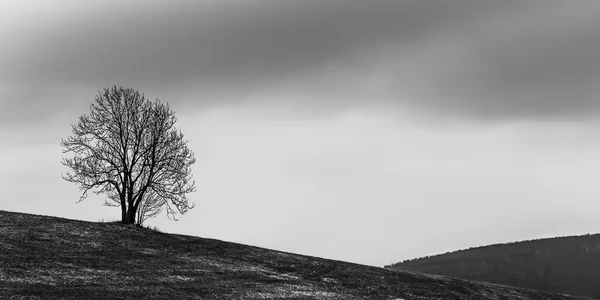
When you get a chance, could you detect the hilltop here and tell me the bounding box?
[386,234,600,299]
[0,210,593,299]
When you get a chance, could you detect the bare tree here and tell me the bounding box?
[136,190,164,226]
[61,86,196,225]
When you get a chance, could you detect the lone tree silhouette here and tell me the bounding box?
[61,86,196,225]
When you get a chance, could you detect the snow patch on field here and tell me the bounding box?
[140,248,160,255]
[0,267,117,286]
[164,275,195,282]
[249,284,342,299]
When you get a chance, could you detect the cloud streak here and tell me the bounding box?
[2,0,600,125]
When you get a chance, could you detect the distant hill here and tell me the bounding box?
[385,234,600,299]
[0,210,592,300]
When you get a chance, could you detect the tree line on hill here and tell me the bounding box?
[385,234,600,298]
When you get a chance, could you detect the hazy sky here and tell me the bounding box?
[3,0,600,267]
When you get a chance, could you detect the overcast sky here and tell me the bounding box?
[3,0,600,267]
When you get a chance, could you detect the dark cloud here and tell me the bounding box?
[2,0,600,125]
[402,2,600,122]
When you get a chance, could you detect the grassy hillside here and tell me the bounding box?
[0,210,593,300]
[385,234,600,299]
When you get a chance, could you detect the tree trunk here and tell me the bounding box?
[125,207,136,225]
[121,203,136,225]
[121,200,127,224]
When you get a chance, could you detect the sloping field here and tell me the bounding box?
[0,210,592,299]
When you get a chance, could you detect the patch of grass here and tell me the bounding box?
[144,224,163,233]
[96,218,120,224]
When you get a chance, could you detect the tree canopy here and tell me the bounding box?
[61,86,196,225]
